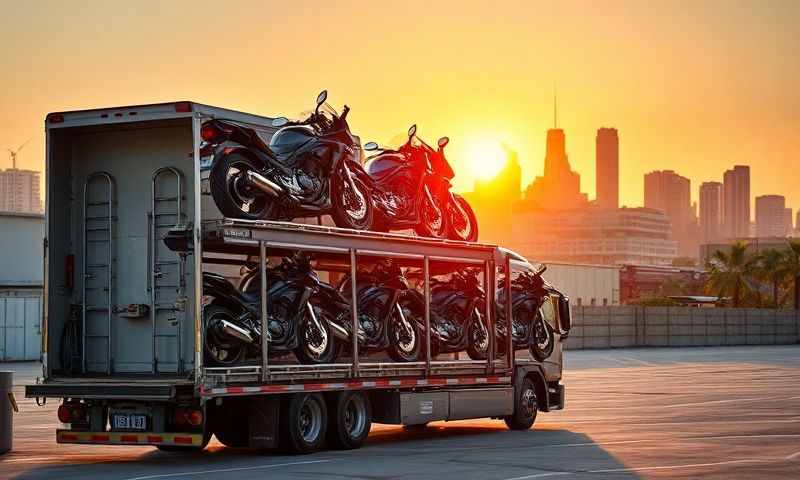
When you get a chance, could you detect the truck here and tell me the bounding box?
[25,101,569,454]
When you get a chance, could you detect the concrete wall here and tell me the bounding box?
[565,306,799,350]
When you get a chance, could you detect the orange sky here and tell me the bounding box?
[1,0,798,215]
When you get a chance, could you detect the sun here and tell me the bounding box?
[464,138,507,181]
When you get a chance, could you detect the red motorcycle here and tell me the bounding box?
[361,125,479,241]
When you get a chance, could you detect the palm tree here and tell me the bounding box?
[706,241,757,307]
[754,248,789,307]
[784,240,800,310]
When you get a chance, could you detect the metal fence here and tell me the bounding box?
[564,306,800,350]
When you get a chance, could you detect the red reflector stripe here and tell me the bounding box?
[90,434,110,442]
[120,435,139,443]
[174,436,194,445]
[147,435,163,443]
[60,433,78,441]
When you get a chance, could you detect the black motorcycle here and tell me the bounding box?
[428,267,490,360]
[202,253,347,367]
[204,90,374,230]
[337,259,422,362]
[496,264,560,362]
[361,125,479,241]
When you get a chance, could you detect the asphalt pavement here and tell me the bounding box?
[2,345,799,479]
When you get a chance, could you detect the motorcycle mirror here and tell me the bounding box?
[407,124,417,138]
[272,117,289,128]
[364,141,379,151]
[437,136,449,149]
[316,90,328,107]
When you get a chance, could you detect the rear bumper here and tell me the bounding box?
[26,382,191,401]
[57,430,203,447]
[548,382,565,410]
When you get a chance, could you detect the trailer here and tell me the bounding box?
[25,101,568,454]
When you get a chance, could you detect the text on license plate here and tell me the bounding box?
[112,414,147,430]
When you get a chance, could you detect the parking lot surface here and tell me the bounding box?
[2,345,799,479]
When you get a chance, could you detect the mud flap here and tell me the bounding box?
[249,396,280,448]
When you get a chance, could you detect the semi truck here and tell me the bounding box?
[25,101,569,454]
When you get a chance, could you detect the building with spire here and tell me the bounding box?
[519,92,588,211]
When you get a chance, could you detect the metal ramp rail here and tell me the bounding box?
[199,219,517,389]
[82,172,116,374]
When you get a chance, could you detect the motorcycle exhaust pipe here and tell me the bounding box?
[219,320,256,344]
[245,171,284,197]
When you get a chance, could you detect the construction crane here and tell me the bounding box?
[7,138,31,169]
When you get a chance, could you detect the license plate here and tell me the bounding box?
[112,414,147,431]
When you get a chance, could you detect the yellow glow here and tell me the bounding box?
[464,139,506,180]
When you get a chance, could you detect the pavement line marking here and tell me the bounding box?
[121,459,332,480]
[590,458,771,474]
[617,356,657,367]
[662,396,786,408]
[786,451,800,461]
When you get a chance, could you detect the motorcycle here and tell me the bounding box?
[495,264,558,362]
[428,267,490,360]
[201,252,348,367]
[337,259,423,362]
[204,90,374,230]
[361,125,479,241]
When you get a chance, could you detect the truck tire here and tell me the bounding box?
[210,401,249,448]
[504,378,538,431]
[280,392,328,454]
[327,391,371,449]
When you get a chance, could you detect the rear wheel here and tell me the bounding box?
[327,391,372,450]
[466,313,489,360]
[280,393,328,454]
[504,378,538,430]
[331,176,374,231]
[210,152,273,220]
[447,194,479,242]
[210,400,249,448]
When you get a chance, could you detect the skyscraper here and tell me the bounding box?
[699,181,723,243]
[723,166,750,239]
[595,128,619,209]
[521,96,587,211]
[0,168,43,213]
[643,170,694,257]
[755,195,786,237]
[784,208,793,236]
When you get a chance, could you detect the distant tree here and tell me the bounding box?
[754,248,789,307]
[785,240,800,310]
[705,241,757,308]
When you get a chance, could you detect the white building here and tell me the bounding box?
[0,168,43,213]
[540,262,620,306]
[0,212,44,361]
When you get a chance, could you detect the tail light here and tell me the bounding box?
[58,403,87,423]
[174,102,192,113]
[48,113,64,124]
[200,121,232,144]
[174,408,203,427]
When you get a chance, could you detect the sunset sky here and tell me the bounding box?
[1,0,798,213]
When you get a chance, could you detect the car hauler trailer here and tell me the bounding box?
[26,102,567,454]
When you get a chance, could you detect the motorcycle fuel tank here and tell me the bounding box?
[364,152,409,181]
[269,125,316,162]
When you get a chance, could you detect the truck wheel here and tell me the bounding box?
[211,401,249,448]
[214,421,248,448]
[327,391,371,450]
[504,378,538,431]
[280,393,328,454]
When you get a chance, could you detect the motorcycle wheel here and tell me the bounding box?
[447,193,479,242]
[466,314,489,360]
[529,313,555,362]
[294,305,338,364]
[331,176,374,231]
[210,152,274,220]
[414,190,448,239]
[203,305,247,367]
[387,305,421,362]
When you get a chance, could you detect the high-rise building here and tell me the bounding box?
[595,128,619,209]
[796,210,800,235]
[0,169,43,214]
[699,181,723,244]
[723,166,750,239]
[520,96,588,211]
[784,208,793,236]
[643,170,694,257]
[755,195,787,237]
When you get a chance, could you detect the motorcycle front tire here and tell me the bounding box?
[529,317,555,362]
[331,176,374,231]
[447,193,479,242]
[294,307,339,365]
